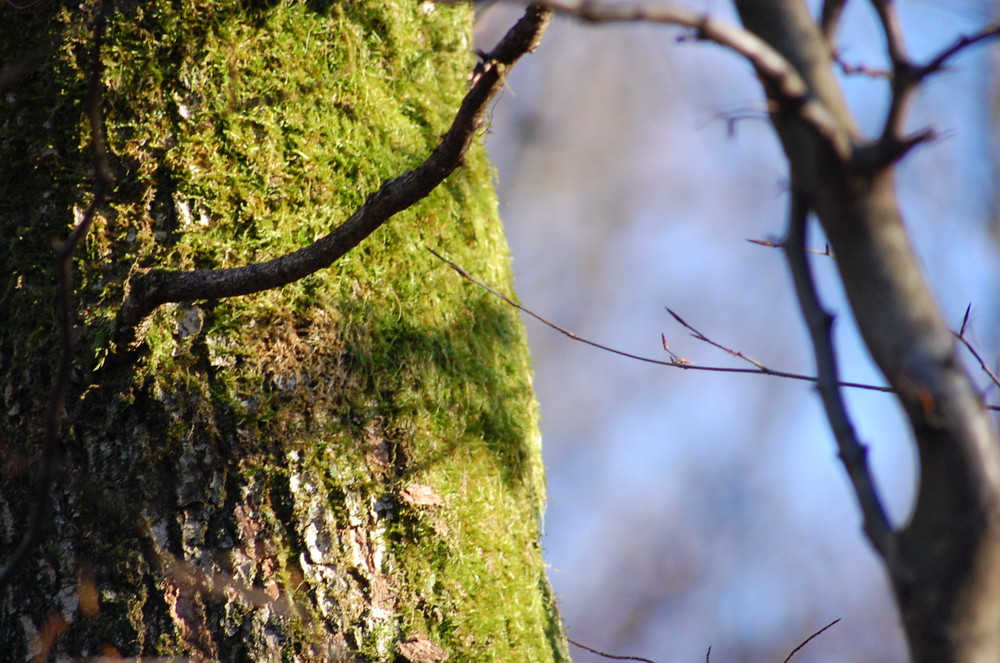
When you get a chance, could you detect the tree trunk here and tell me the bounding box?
[735,2,1000,662]
[0,2,566,661]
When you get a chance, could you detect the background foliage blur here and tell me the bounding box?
[476,2,1000,661]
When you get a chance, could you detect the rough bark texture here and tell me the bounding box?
[735,2,1000,662]
[0,2,566,661]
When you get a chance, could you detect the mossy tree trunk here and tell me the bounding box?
[0,2,565,661]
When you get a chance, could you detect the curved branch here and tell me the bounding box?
[115,5,553,349]
[783,192,894,559]
[427,247,990,404]
[919,23,1000,78]
[782,618,841,663]
[535,0,852,160]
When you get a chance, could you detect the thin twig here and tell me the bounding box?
[706,106,769,139]
[917,23,1000,78]
[426,248,976,404]
[0,2,114,590]
[747,237,834,258]
[954,304,1000,392]
[666,308,768,371]
[782,618,841,663]
[783,191,895,560]
[834,55,890,78]
[567,638,658,663]
[115,4,553,350]
[959,302,972,337]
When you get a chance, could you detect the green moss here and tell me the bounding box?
[1,1,564,661]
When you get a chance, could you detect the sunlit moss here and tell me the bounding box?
[1,1,564,661]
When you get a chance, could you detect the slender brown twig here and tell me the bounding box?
[705,106,769,139]
[747,237,835,258]
[955,304,1000,392]
[666,308,769,371]
[834,55,890,78]
[762,227,1000,404]
[427,248,988,406]
[567,638,658,663]
[919,23,1000,77]
[782,618,841,663]
[567,617,840,663]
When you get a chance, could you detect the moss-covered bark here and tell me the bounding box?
[0,1,566,660]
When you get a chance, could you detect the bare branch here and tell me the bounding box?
[747,237,834,258]
[427,247,971,402]
[782,618,841,663]
[114,5,553,350]
[567,638,658,663]
[704,106,769,139]
[783,191,895,559]
[918,22,1000,79]
[870,20,1000,170]
[738,3,1000,653]
[666,308,769,371]
[0,2,114,590]
[535,0,852,160]
[954,305,1000,393]
[955,334,1000,394]
[834,55,890,78]
[429,248,689,368]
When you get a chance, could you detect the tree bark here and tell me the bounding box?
[0,2,566,661]
[735,2,1000,662]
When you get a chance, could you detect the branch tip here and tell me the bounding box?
[960,303,972,338]
[782,618,841,663]
[428,249,942,401]
[567,637,658,663]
